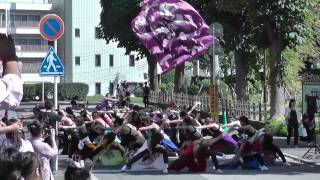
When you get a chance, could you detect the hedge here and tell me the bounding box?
[23,82,89,101]
[266,118,320,137]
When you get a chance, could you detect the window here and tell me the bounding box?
[109,54,114,67]
[95,27,102,39]
[95,54,101,67]
[1,14,6,21]
[21,15,27,21]
[129,55,135,67]
[15,39,28,45]
[109,82,114,94]
[144,73,148,80]
[75,56,80,66]
[95,83,101,95]
[28,39,41,45]
[28,15,40,21]
[75,28,80,37]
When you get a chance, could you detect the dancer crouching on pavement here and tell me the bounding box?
[221,116,268,170]
[168,133,224,173]
[121,116,169,173]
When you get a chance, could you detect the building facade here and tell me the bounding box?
[52,0,148,96]
[0,0,55,83]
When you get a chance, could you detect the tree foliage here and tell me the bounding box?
[100,0,162,90]
[100,0,146,58]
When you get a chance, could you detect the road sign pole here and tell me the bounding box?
[42,77,45,103]
[54,40,58,110]
[209,23,223,119]
[54,40,58,172]
[210,25,218,119]
[39,14,64,172]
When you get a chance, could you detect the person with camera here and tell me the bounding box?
[0,119,22,134]
[0,33,23,110]
[28,121,58,180]
[0,118,34,152]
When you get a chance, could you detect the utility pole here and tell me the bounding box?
[209,23,223,119]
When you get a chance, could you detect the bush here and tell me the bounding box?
[23,82,89,101]
[22,84,37,101]
[160,83,174,93]
[162,71,175,84]
[134,88,144,97]
[266,118,320,137]
[188,83,199,95]
[265,118,287,137]
[58,83,89,100]
[199,79,210,94]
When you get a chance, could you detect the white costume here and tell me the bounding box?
[0,74,23,110]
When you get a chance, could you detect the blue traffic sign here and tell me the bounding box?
[40,47,64,76]
[39,14,64,41]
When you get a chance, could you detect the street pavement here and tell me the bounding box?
[53,155,320,180]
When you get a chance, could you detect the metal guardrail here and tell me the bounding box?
[149,91,269,121]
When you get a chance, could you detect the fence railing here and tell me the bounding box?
[149,91,269,121]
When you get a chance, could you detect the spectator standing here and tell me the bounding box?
[29,121,58,180]
[284,99,299,147]
[143,82,150,108]
[0,118,34,152]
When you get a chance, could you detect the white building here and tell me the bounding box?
[52,0,148,96]
[0,0,56,83]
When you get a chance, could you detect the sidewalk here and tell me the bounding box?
[274,136,320,166]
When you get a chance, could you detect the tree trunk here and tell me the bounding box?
[148,58,159,91]
[268,27,285,119]
[174,63,187,93]
[235,50,249,101]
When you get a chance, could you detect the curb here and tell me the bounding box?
[284,153,320,166]
[20,101,101,105]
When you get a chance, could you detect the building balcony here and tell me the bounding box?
[16,45,49,52]
[16,45,49,58]
[11,21,39,28]
[0,21,5,28]
[8,21,40,34]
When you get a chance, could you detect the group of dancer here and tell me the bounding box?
[48,99,291,174]
[0,98,293,180]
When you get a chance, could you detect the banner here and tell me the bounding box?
[132,0,213,73]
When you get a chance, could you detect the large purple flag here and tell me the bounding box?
[132,0,213,73]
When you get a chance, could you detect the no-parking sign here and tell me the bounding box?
[39,14,64,41]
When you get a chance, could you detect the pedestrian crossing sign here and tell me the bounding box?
[40,47,64,76]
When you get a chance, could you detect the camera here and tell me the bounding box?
[44,125,53,136]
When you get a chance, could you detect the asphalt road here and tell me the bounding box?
[54,158,320,180]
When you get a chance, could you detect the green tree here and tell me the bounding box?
[245,0,315,118]
[202,0,262,101]
[100,0,159,90]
